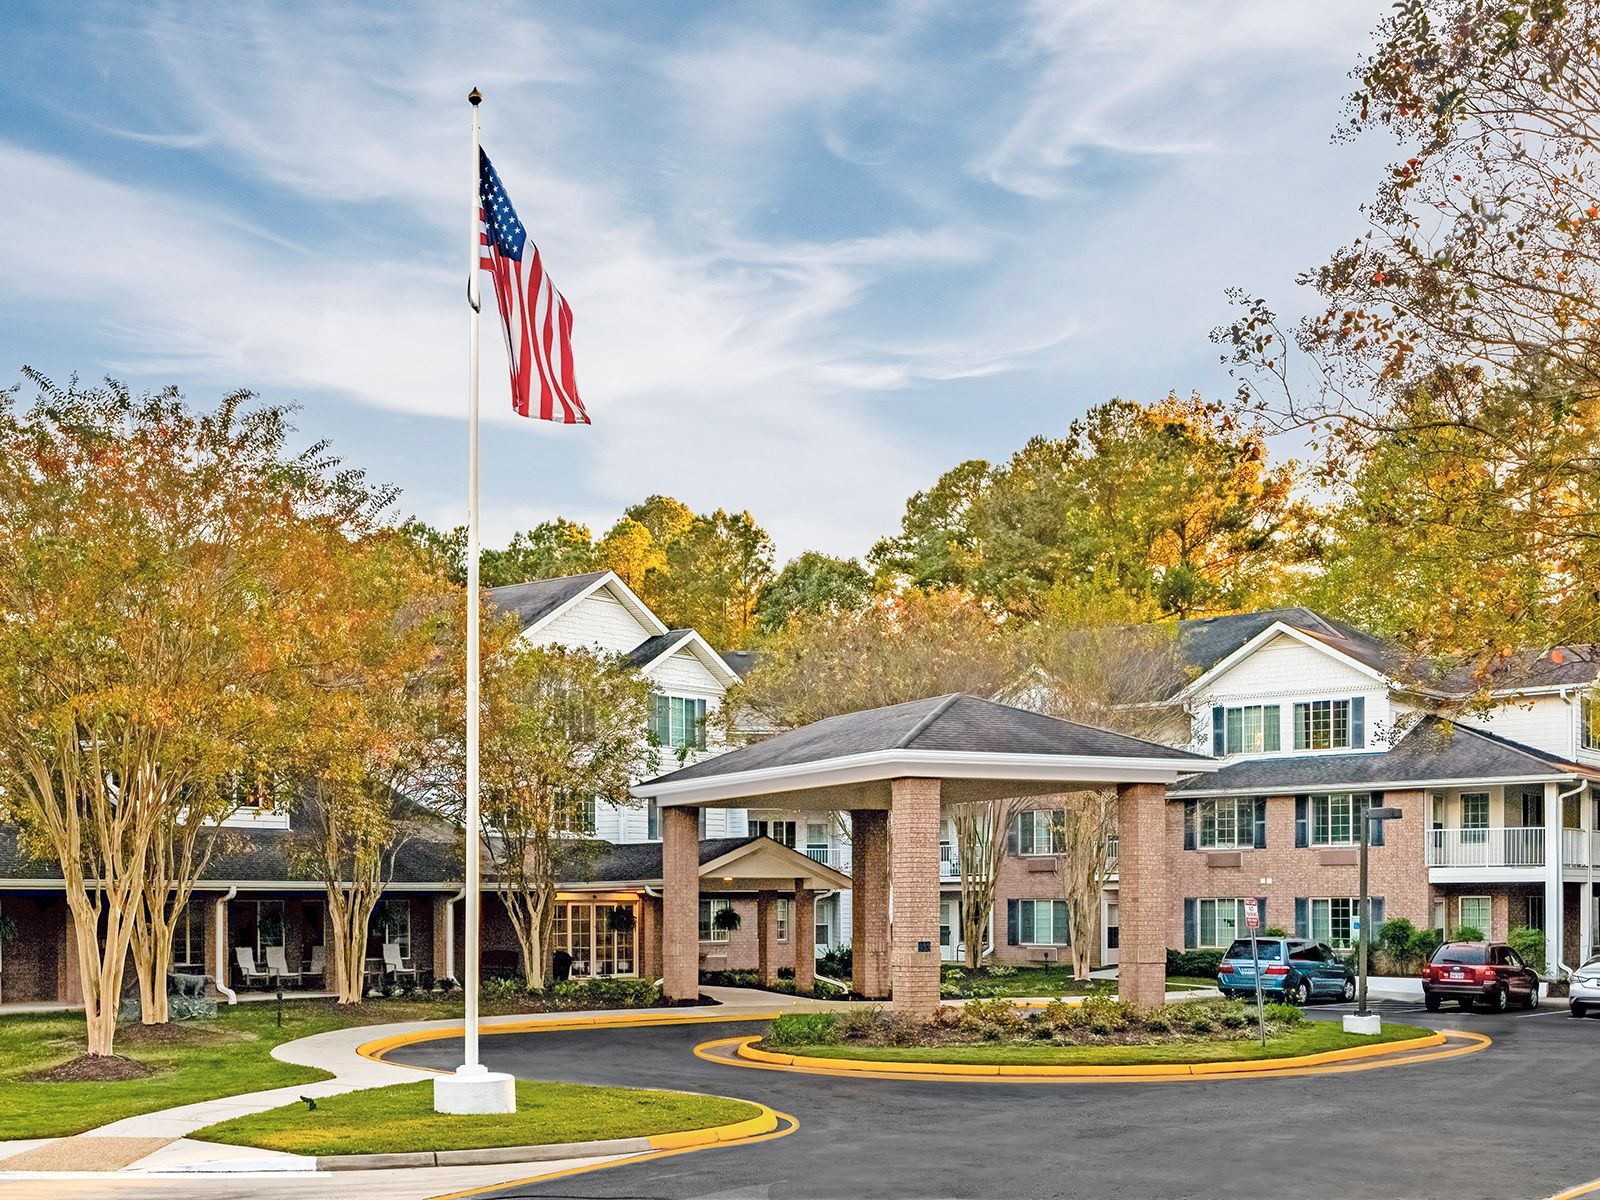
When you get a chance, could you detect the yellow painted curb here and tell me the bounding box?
[647,1104,779,1149]
[735,1029,1447,1079]
[357,1009,785,1063]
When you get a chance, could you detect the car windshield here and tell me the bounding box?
[1224,940,1283,961]
[1433,945,1487,965]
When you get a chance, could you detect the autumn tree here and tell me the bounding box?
[477,643,655,990]
[871,396,1303,618]
[1221,0,1600,667]
[755,552,872,633]
[287,530,464,1005]
[0,373,390,1051]
[950,798,1028,969]
[401,518,597,588]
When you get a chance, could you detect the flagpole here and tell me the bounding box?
[436,84,514,1115]
[464,85,483,1076]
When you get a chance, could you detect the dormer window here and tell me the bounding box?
[1293,699,1364,751]
[650,695,707,751]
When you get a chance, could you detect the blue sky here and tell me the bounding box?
[1,1,1393,560]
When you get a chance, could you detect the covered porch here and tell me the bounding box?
[635,693,1214,1016]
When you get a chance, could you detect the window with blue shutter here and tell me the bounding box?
[1183,898,1197,949]
[1351,696,1366,748]
[1294,797,1308,848]
[1183,801,1197,851]
[1294,897,1309,939]
[1253,798,1267,848]
[1006,899,1019,946]
[1212,706,1225,756]
[1371,896,1385,929]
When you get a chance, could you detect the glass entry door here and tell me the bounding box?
[555,900,638,978]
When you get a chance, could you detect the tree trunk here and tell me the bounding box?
[326,884,381,1004]
[66,892,138,1057]
[131,909,174,1025]
[954,799,1024,970]
[499,886,550,991]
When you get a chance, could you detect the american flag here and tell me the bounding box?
[478,148,589,424]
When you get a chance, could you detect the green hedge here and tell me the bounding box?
[1166,949,1223,977]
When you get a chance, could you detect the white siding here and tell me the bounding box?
[645,645,727,698]
[1454,695,1576,758]
[528,590,656,656]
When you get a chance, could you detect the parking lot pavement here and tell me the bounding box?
[382,1002,1600,1200]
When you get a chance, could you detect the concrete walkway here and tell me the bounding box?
[0,986,841,1181]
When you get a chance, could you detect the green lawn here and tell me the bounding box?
[0,995,483,1140]
[192,1079,760,1157]
[770,1021,1431,1067]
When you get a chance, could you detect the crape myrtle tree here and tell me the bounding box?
[0,372,391,1052]
[1220,0,1600,675]
[477,641,655,991]
[288,530,464,1005]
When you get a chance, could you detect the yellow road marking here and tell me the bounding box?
[425,1109,799,1200]
[694,1029,1491,1085]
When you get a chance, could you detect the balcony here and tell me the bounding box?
[803,844,852,874]
[939,842,960,879]
[1426,827,1544,869]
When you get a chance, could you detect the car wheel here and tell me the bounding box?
[1424,993,1442,1012]
[1288,979,1311,1005]
[1342,977,1357,1002]
[1490,985,1510,1013]
[1522,985,1538,1010]
[1572,1001,1587,1018]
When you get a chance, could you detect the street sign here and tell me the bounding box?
[1244,898,1259,930]
[1352,915,1362,938]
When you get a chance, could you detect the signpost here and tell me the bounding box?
[1348,804,1403,1035]
[1244,898,1266,1049]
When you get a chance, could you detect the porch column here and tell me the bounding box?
[793,883,816,992]
[756,890,779,987]
[431,895,452,984]
[1117,781,1167,1010]
[662,804,700,1002]
[888,778,941,1017]
[850,808,890,998]
[1545,781,1564,978]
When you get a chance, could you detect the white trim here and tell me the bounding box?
[635,747,1218,806]
[1173,772,1575,800]
[636,630,742,688]
[1179,621,1392,702]
[519,571,670,641]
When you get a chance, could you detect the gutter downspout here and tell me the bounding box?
[444,887,466,984]
[1555,777,1589,981]
[215,886,238,1005]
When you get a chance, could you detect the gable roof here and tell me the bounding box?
[1170,716,1600,798]
[550,834,850,891]
[720,650,758,679]
[488,570,669,642]
[623,629,742,688]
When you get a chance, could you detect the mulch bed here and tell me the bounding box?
[30,1054,158,1083]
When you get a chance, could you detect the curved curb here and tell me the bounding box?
[292,1102,779,1172]
[357,1009,786,1066]
[731,1028,1450,1079]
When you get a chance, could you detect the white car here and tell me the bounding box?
[1569,956,1600,1017]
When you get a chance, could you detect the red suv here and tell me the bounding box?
[1421,942,1539,1012]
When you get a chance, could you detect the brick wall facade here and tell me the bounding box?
[887,778,942,1017]
[1117,781,1167,1009]
[851,808,890,998]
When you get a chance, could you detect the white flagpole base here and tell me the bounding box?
[433,1063,517,1114]
[1342,1012,1382,1035]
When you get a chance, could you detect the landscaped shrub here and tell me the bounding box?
[1451,924,1486,942]
[1407,926,1442,967]
[1263,1002,1303,1025]
[1166,948,1223,977]
[1080,997,1132,1035]
[481,976,527,1002]
[766,1012,839,1046]
[837,1006,887,1041]
[1507,925,1547,974]
[1259,926,1288,938]
[550,978,663,1007]
[1378,917,1420,974]
[958,998,1028,1039]
[817,947,852,979]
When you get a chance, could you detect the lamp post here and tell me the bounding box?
[1346,804,1402,1035]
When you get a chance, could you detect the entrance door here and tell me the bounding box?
[939,898,961,962]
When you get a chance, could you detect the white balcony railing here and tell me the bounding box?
[1565,828,1592,868]
[939,842,960,879]
[803,844,852,873]
[1427,826,1544,869]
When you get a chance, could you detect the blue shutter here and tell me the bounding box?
[694,698,708,749]
[1351,696,1365,748]
[1006,816,1020,856]
[1370,896,1385,931]
[1256,897,1268,931]
[1294,898,1309,939]
[1183,898,1197,949]
[1006,900,1018,946]
[1183,801,1197,851]
[1054,901,1069,945]
[1295,796,1308,848]
[1253,798,1267,849]
[1212,706,1226,756]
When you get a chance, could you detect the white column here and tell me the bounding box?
[1545,781,1563,978]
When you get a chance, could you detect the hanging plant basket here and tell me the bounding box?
[713,905,743,934]
[606,906,637,935]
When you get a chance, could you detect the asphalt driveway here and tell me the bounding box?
[386,999,1595,1200]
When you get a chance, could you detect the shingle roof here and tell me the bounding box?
[553,836,754,884]
[623,630,694,671]
[720,650,758,678]
[1170,716,1599,798]
[1176,608,1400,678]
[487,572,610,631]
[645,693,1210,787]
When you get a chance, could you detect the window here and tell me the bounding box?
[254,900,284,958]
[1015,810,1064,855]
[172,900,206,971]
[1223,705,1281,754]
[750,818,797,847]
[1197,899,1246,948]
[1460,792,1490,844]
[1310,793,1355,846]
[1015,899,1070,945]
[815,895,834,949]
[646,799,660,841]
[1294,700,1351,750]
[1584,694,1600,752]
[1459,895,1491,934]
[699,898,733,943]
[1309,898,1356,948]
[575,796,598,835]
[378,898,411,959]
[554,900,638,978]
[1198,797,1255,849]
[1105,901,1120,951]
[1519,785,1545,829]
[1527,894,1546,932]
[1433,900,1447,937]
[775,898,791,943]
[650,694,707,750]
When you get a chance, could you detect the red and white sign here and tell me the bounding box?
[1243,898,1259,930]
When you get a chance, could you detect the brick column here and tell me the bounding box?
[1117,781,1167,1010]
[851,808,890,998]
[756,890,778,986]
[793,884,816,992]
[888,778,942,1018]
[662,804,700,1001]
[432,895,452,983]
[640,895,663,982]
